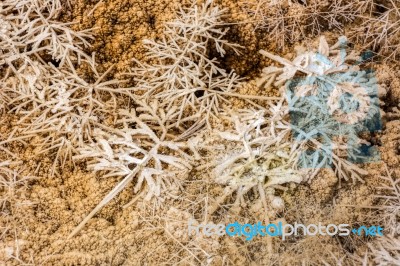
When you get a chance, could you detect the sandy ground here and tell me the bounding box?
[1,0,400,265]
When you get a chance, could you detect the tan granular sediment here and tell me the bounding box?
[2,0,400,264]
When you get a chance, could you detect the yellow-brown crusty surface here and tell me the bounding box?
[1,0,400,265]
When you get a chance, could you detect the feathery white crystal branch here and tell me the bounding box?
[1,0,92,72]
[211,107,304,211]
[131,0,278,129]
[69,100,194,238]
[0,0,101,174]
[4,61,121,174]
[258,36,379,183]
